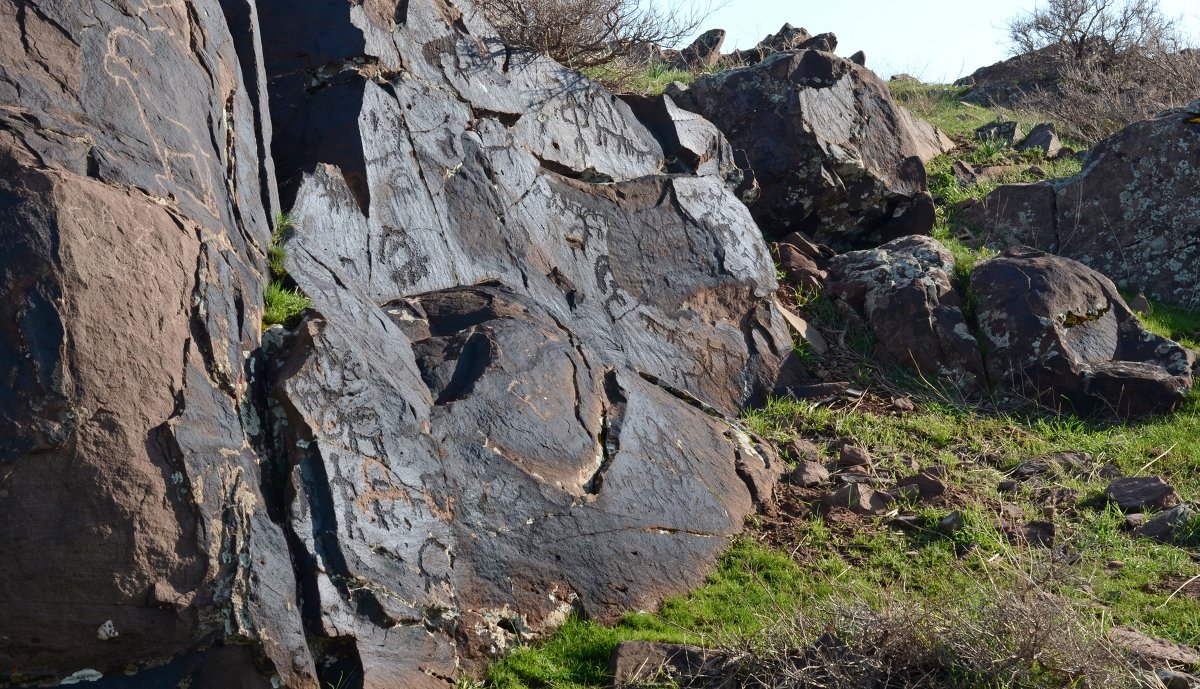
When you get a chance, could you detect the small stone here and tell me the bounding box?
[1124,513,1148,530]
[787,461,830,488]
[998,480,1019,493]
[1135,502,1199,544]
[1107,560,1126,569]
[1000,504,1024,520]
[1020,521,1056,548]
[838,443,872,467]
[939,510,965,533]
[895,472,946,501]
[1110,626,1200,669]
[1106,476,1178,513]
[1156,669,1198,689]
[787,438,822,463]
[97,620,118,641]
[889,514,922,531]
[821,484,890,516]
[891,397,916,413]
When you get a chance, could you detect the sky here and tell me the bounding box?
[683,0,1200,82]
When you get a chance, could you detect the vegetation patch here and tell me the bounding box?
[262,212,312,328]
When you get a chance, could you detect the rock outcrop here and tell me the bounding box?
[826,236,985,390]
[668,49,954,246]
[0,0,797,686]
[0,0,314,686]
[973,247,1195,418]
[961,112,1200,310]
[823,241,1194,417]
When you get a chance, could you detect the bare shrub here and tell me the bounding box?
[714,575,1135,689]
[474,0,715,69]
[1007,0,1181,67]
[1003,0,1200,142]
[1020,48,1200,142]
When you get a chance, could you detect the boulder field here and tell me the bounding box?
[0,1,1195,687]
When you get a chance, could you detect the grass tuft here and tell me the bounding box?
[263,280,311,327]
[262,212,311,327]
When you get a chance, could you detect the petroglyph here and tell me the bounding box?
[104,26,220,219]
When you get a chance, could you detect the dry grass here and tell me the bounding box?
[714,576,1136,689]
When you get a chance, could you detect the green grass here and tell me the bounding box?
[1133,296,1200,350]
[482,389,1200,688]
[263,280,311,327]
[262,212,311,327]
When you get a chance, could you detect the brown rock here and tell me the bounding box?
[609,640,722,688]
[774,242,827,291]
[838,443,873,467]
[1110,626,1200,670]
[896,472,947,501]
[672,29,726,70]
[788,462,832,488]
[976,120,1024,145]
[670,50,953,245]
[822,484,890,515]
[828,236,986,391]
[1016,123,1063,158]
[973,248,1194,418]
[1106,477,1179,513]
[1135,502,1199,544]
[959,113,1200,308]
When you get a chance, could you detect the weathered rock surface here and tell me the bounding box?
[609,640,723,689]
[0,0,799,686]
[961,112,1200,309]
[668,50,953,245]
[1106,477,1179,513]
[0,0,313,686]
[727,23,838,66]
[1016,123,1063,158]
[620,93,757,202]
[827,236,986,390]
[255,0,793,684]
[973,247,1195,418]
[1136,502,1199,544]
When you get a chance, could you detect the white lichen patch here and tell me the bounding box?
[96,620,117,641]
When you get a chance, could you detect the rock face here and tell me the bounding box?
[961,112,1200,309]
[254,0,793,685]
[668,49,954,246]
[727,23,838,66]
[0,0,314,686]
[827,236,986,390]
[973,247,1195,418]
[1,0,796,686]
[824,240,1194,416]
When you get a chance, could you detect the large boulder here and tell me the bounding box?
[0,0,313,686]
[668,49,954,246]
[726,23,838,66]
[961,111,1200,309]
[826,236,985,390]
[973,247,1195,418]
[257,0,793,684]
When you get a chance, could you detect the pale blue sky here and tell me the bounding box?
[688,0,1200,82]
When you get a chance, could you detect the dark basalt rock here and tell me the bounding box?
[960,112,1200,309]
[827,236,986,390]
[0,0,312,686]
[973,247,1195,419]
[254,0,794,684]
[668,50,954,245]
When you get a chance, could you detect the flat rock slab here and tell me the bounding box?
[609,640,725,688]
[1106,477,1179,513]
